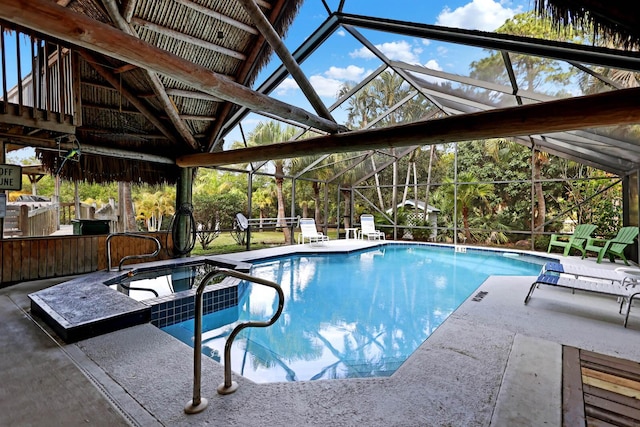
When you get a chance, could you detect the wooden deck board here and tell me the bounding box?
[564,346,586,426]
[564,346,640,426]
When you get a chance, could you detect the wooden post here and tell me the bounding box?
[175,167,193,257]
[19,204,28,237]
[0,140,4,239]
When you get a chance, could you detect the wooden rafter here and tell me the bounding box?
[130,18,247,61]
[173,0,259,35]
[80,51,180,144]
[203,0,293,151]
[100,0,200,151]
[177,87,640,167]
[238,0,334,121]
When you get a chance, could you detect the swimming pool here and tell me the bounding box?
[162,244,546,383]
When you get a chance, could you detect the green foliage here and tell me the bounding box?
[192,191,247,249]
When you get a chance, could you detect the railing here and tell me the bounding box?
[1,26,79,128]
[232,213,300,248]
[3,203,58,238]
[185,268,284,414]
[106,233,162,271]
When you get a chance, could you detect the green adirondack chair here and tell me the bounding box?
[547,224,597,257]
[582,226,639,265]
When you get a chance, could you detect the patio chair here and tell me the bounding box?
[524,273,640,327]
[297,218,329,245]
[582,226,639,265]
[541,262,640,286]
[547,224,597,257]
[359,214,385,240]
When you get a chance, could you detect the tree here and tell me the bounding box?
[252,186,274,230]
[441,172,494,243]
[469,11,585,234]
[244,122,297,243]
[289,153,334,225]
[136,189,175,231]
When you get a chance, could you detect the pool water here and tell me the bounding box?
[162,245,545,383]
[105,263,216,300]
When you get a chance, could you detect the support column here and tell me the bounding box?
[246,171,252,251]
[0,141,5,239]
[175,167,194,258]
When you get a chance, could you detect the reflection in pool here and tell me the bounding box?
[105,263,216,300]
[162,244,545,383]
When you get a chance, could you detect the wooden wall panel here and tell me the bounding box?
[11,240,21,282]
[54,239,63,277]
[38,239,48,279]
[46,238,56,277]
[3,241,13,283]
[1,232,173,287]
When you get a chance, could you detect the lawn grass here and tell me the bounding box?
[190,229,340,256]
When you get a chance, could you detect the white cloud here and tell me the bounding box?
[337,29,346,37]
[325,65,365,81]
[275,77,299,96]
[437,46,448,56]
[420,59,446,84]
[349,40,421,64]
[424,59,443,71]
[436,0,521,31]
[276,68,363,98]
[309,75,343,97]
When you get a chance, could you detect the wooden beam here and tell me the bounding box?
[113,63,138,73]
[121,0,137,23]
[0,0,344,135]
[166,89,222,102]
[237,0,334,122]
[130,18,247,61]
[173,0,259,35]
[1,133,174,164]
[176,87,640,167]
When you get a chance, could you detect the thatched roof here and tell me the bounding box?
[1,0,304,185]
[535,0,640,49]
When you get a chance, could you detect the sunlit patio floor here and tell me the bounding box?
[2,241,640,426]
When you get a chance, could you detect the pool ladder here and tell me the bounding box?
[105,233,162,271]
[185,268,284,414]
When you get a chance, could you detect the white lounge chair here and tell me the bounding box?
[542,262,640,286]
[359,214,385,240]
[524,273,640,327]
[297,218,329,245]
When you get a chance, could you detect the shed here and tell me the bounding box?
[387,199,440,240]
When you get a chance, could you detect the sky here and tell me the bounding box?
[5,0,533,162]
[227,0,531,145]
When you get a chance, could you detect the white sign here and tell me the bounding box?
[0,164,22,191]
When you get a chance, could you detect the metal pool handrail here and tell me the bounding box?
[184,268,284,415]
[106,233,162,271]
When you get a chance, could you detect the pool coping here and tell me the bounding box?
[28,255,251,342]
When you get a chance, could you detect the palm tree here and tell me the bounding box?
[252,186,274,230]
[290,154,334,225]
[442,172,494,242]
[118,181,137,232]
[245,121,297,242]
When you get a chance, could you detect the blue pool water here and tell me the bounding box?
[162,244,545,383]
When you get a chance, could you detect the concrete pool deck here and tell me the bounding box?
[2,240,640,426]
